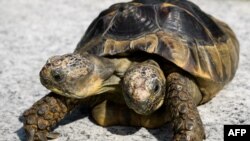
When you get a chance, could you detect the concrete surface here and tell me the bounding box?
[0,0,249,141]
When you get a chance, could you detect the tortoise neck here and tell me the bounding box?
[96,75,122,95]
[109,58,134,76]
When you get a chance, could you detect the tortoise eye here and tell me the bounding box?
[151,80,161,94]
[51,69,64,82]
[153,84,160,93]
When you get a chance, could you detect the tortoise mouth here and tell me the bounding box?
[41,77,83,99]
[123,92,164,115]
[131,100,163,115]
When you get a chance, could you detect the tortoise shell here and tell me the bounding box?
[74,0,239,103]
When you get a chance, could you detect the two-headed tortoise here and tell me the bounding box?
[23,0,239,140]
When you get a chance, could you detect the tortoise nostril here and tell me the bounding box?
[40,67,47,76]
[40,70,49,86]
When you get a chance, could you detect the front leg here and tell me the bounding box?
[23,92,81,141]
[166,73,205,141]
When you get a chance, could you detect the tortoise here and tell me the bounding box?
[22,0,239,140]
[25,55,168,141]
[39,53,166,115]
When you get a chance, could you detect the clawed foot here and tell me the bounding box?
[24,125,59,141]
[174,132,191,141]
[173,131,205,141]
[23,93,80,141]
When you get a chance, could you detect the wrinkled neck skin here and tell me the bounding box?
[76,54,132,98]
[108,58,134,77]
[93,57,135,95]
[95,75,122,95]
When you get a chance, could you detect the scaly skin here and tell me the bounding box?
[23,92,81,141]
[165,73,205,141]
[93,72,205,141]
[23,92,106,141]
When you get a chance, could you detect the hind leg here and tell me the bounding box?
[92,100,170,128]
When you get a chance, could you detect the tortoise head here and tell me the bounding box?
[40,53,116,98]
[122,60,166,115]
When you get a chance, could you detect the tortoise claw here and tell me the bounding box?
[24,125,59,141]
[47,132,60,139]
[173,132,193,141]
[174,131,206,141]
[24,125,35,141]
[37,131,48,141]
